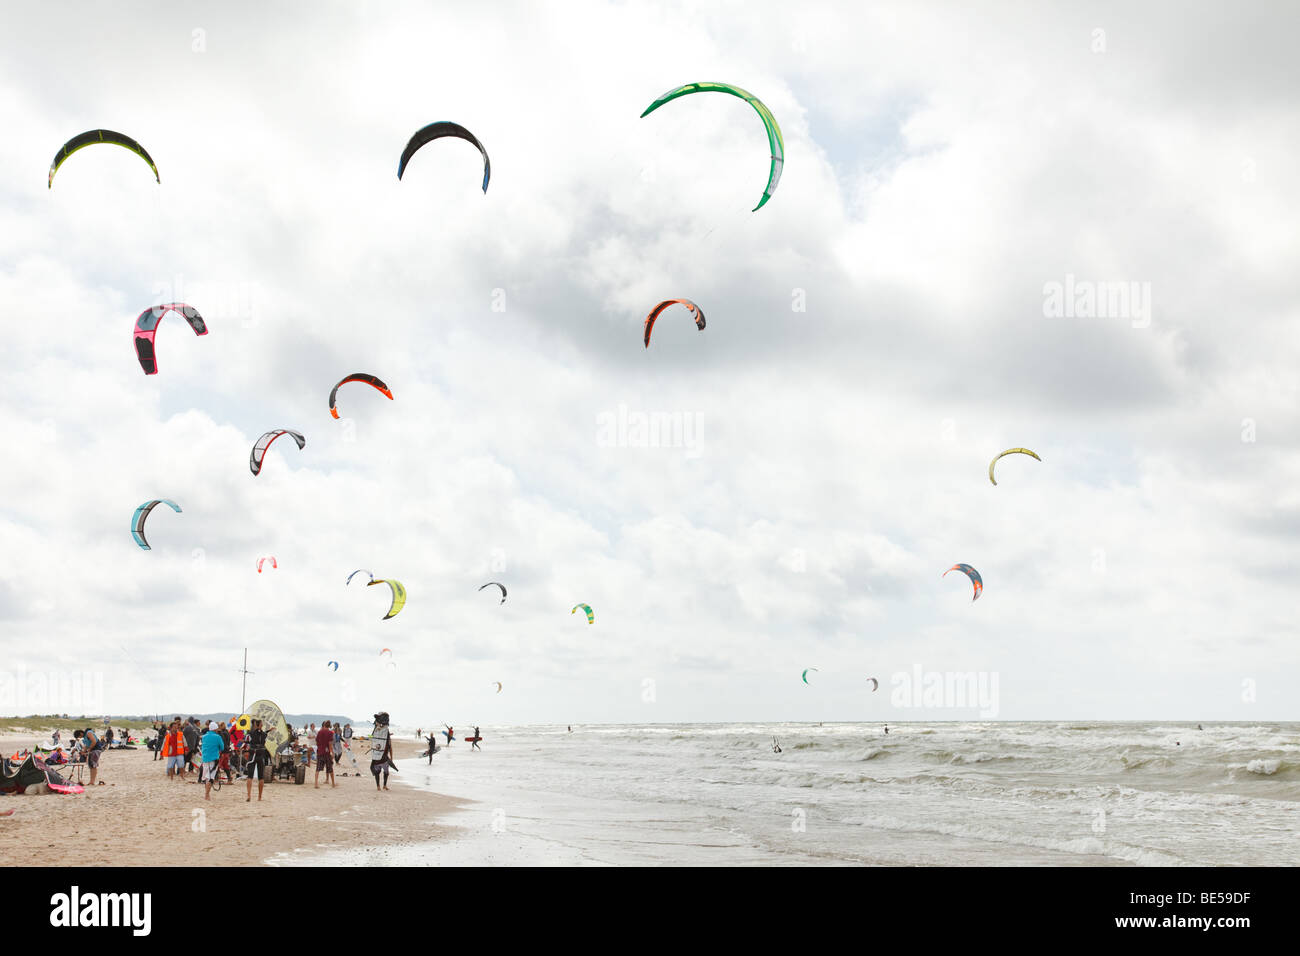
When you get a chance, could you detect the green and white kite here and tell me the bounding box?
[640,82,784,211]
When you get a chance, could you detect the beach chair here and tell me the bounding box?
[63,754,86,786]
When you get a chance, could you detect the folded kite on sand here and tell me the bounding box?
[0,754,84,794]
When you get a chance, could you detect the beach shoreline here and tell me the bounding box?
[280,722,1300,867]
[0,734,463,866]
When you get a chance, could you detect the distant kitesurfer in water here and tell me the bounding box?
[1197,724,1203,731]
[471,726,482,752]
[884,725,889,735]
[443,724,454,746]
[567,726,572,733]
[772,738,781,754]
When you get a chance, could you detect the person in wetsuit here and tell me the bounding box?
[243,718,270,802]
[370,712,395,790]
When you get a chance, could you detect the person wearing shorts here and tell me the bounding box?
[243,719,270,802]
[199,722,223,800]
[315,721,335,789]
[82,727,103,786]
[162,720,186,780]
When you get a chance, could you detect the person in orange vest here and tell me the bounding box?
[162,719,187,781]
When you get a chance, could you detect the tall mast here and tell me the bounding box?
[239,648,254,713]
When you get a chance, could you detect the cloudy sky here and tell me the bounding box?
[1,1,1297,726]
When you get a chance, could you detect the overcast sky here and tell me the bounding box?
[1,1,1297,726]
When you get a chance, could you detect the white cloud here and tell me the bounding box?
[2,1,1297,724]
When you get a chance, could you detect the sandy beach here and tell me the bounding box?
[0,734,460,866]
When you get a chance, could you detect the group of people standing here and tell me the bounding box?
[156,716,268,801]
[293,720,355,789]
[152,714,398,797]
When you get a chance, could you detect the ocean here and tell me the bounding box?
[279,722,1300,866]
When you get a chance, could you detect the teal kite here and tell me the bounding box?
[571,603,594,625]
[131,499,181,550]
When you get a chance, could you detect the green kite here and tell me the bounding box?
[640,82,784,211]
